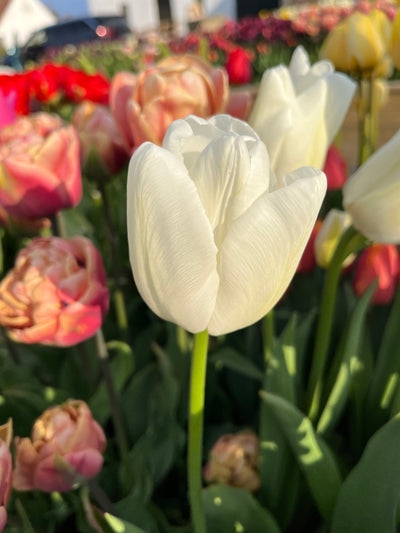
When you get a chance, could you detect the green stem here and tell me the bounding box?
[307,226,368,421]
[357,75,377,167]
[188,329,209,533]
[262,310,275,368]
[95,330,129,467]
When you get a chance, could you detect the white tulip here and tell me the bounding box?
[248,46,356,178]
[127,115,326,335]
[343,128,400,244]
[314,209,354,269]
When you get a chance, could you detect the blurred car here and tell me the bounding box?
[2,16,131,67]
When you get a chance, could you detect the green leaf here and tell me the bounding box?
[366,287,400,429]
[317,281,376,435]
[260,391,342,520]
[104,513,147,533]
[209,347,264,382]
[331,414,400,533]
[202,485,281,533]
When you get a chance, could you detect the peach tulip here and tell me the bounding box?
[204,431,260,492]
[0,236,109,346]
[72,101,129,177]
[0,112,81,219]
[0,420,13,532]
[14,400,106,492]
[110,54,251,152]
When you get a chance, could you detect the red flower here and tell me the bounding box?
[353,244,399,304]
[297,220,323,273]
[323,144,348,190]
[225,47,253,85]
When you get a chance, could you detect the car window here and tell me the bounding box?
[45,21,94,46]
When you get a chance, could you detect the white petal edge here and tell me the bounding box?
[207,167,327,335]
[127,142,219,333]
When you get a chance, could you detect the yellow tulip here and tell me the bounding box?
[391,9,400,70]
[320,10,392,74]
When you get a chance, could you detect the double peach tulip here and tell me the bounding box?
[0,112,81,219]
[0,236,109,346]
[13,400,106,492]
[110,54,251,153]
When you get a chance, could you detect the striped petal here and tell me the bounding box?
[208,167,327,335]
[127,142,219,333]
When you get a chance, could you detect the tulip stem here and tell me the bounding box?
[307,226,367,421]
[97,181,128,333]
[188,329,209,533]
[95,329,130,469]
[357,75,377,167]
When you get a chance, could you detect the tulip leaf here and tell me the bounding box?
[104,513,146,533]
[259,316,298,518]
[317,281,376,435]
[260,391,342,520]
[202,485,281,533]
[209,347,264,382]
[366,287,400,430]
[89,342,134,425]
[331,414,400,533]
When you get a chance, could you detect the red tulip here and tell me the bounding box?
[225,47,253,85]
[323,144,348,190]
[0,236,109,346]
[297,219,323,273]
[353,244,399,304]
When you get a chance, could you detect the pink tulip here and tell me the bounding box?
[0,112,82,219]
[13,400,106,492]
[110,54,230,151]
[72,100,129,177]
[0,88,17,130]
[0,236,109,346]
[0,420,13,532]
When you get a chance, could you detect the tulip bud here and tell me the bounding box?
[0,236,109,346]
[353,244,399,304]
[320,10,392,76]
[0,420,13,533]
[225,47,253,85]
[13,400,106,492]
[314,209,354,269]
[0,112,82,219]
[342,128,400,244]
[72,101,129,179]
[203,431,260,492]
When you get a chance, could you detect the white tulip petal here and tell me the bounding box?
[289,46,334,93]
[345,181,400,243]
[343,128,400,205]
[127,142,219,333]
[208,167,327,335]
[323,73,356,149]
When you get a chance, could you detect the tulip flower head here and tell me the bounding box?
[343,128,400,244]
[72,100,129,178]
[353,244,399,304]
[0,112,82,219]
[13,400,106,492]
[249,46,356,178]
[0,236,109,346]
[0,420,13,533]
[314,209,354,269]
[127,114,326,335]
[203,430,260,492]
